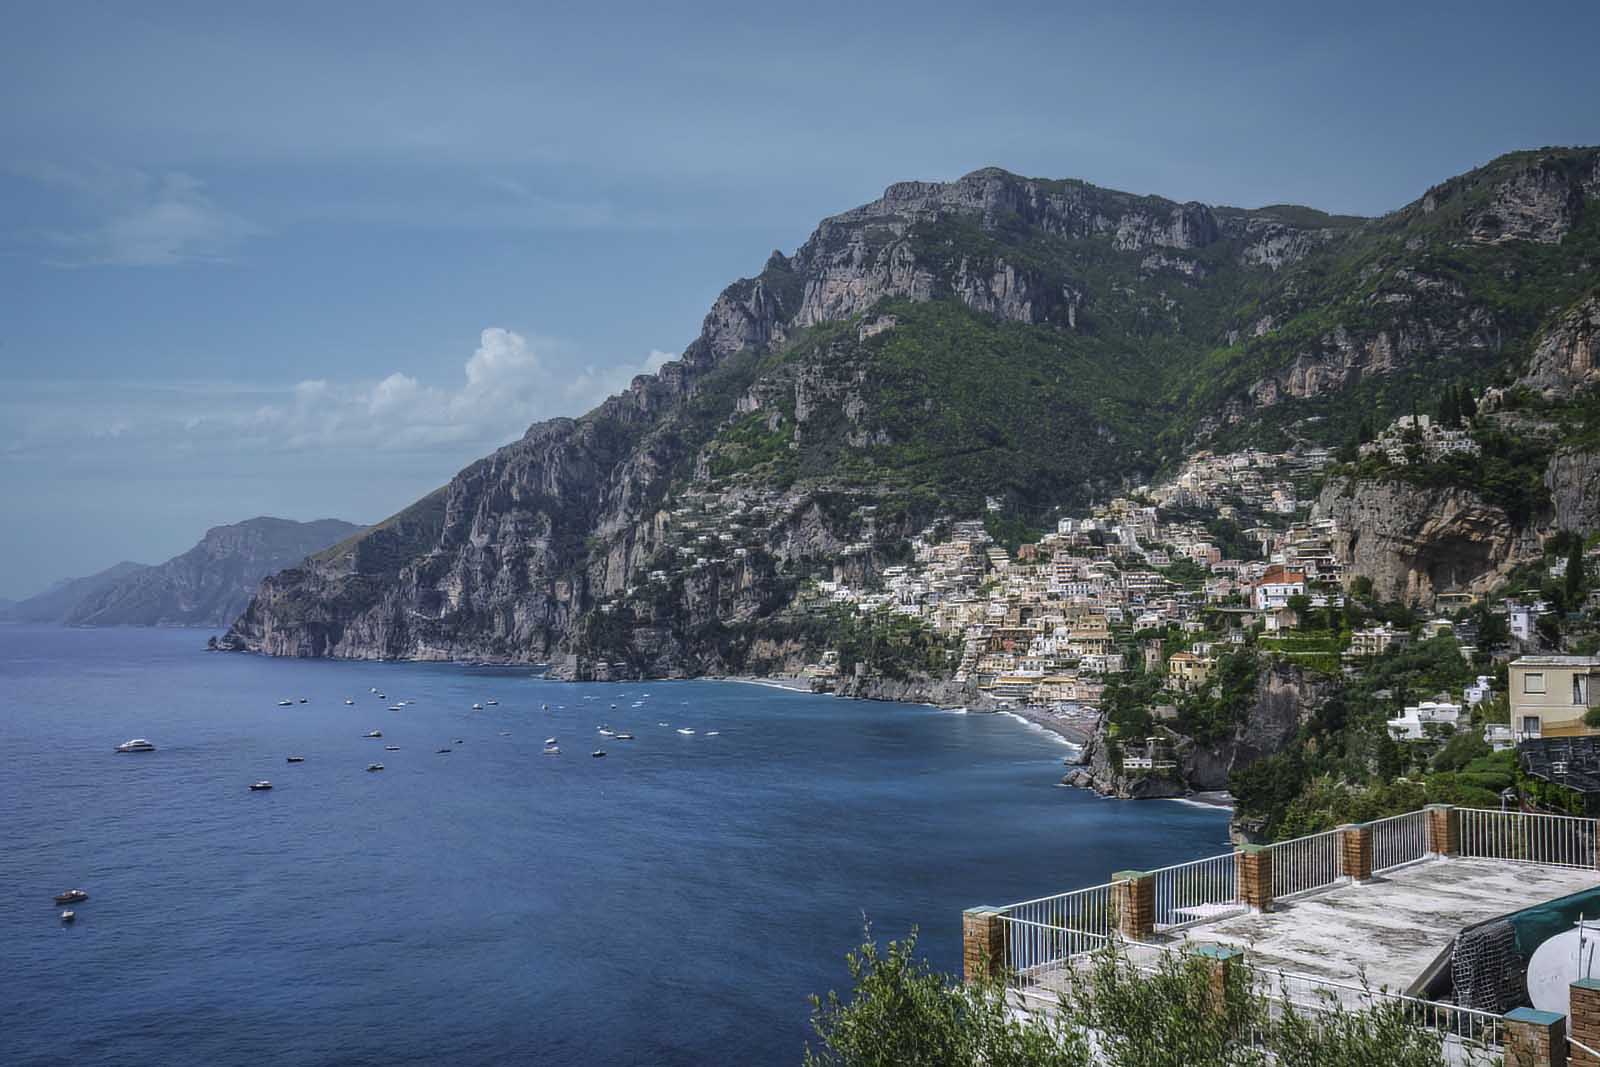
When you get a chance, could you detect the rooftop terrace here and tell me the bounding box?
[972,806,1600,1058]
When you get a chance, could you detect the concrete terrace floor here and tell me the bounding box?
[1160,857,1599,994]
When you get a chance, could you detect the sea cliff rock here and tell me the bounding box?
[1521,292,1600,397]
[1314,477,1540,605]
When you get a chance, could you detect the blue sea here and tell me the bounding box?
[1,625,1228,1065]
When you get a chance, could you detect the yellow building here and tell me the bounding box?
[1509,656,1600,740]
[1167,650,1215,693]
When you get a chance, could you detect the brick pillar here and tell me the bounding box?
[1194,944,1246,1018]
[1236,844,1273,913]
[1111,871,1155,941]
[1339,823,1373,883]
[962,906,1007,984]
[1572,979,1600,1067]
[1426,804,1458,857]
[1505,1007,1568,1067]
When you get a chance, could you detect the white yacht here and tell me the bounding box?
[472,703,484,710]
[115,738,156,753]
[344,699,355,705]
[249,780,273,791]
[365,730,383,739]
[676,727,696,735]
[544,737,558,746]
[486,699,498,706]
[277,700,293,706]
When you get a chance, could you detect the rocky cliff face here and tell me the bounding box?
[1064,663,1325,801]
[1314,478,1541,605]
[68,518,362,627]
[225,148,1600,669]
[1522,292,1600,396]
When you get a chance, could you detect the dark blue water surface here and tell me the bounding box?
[1,625,1228,1065]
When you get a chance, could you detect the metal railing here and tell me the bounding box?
[1370,809,1430,873]
[1149,852,1244,930]
[1268,827,1343,899]
[1258,966,1505,1052]
[996,881,1118,999]
[998,915,1108,1001]
[1458,807,1598,869]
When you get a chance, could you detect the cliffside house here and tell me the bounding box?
[1347,623,1410,659]
[1386,700,1462,742]
[1166,649,1215,692]
[1509,655,1600,740]
[1251,566,1306,611]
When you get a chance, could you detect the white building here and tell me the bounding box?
[1386,701,1463,741]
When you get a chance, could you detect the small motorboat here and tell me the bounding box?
[597,727,614,737]
[486,699,498,706]
[543,745,560,755]
[472,703,483,710]
[60,910,76,923]
[249,781,273,791]
[344,699,355,705]
[658,722,670,727]
[591,750,606,758]
[365,730,383,738]
[370,687,378,693]
[298,698,308,704]
[499,731,511,736]
[376,693,386,699]
[453,738,464,744]
[115,738,155,753]
[54,889,89,906]
[705,731,720,737]
[615,732,634,740]
[286,756,305,763]
[277,700,293,707]
[366,763,384,772]
[677,728,696,735]
[388,705,405,711]
[384,745,400,751]
[541,703,549,711]
[609,704,618,710]
[436,747,452,754]
[544,737,558,746]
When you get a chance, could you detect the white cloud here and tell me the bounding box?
[0,329,681,461]
[15,163,263,266]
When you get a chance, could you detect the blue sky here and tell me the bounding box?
[2,1,1598,598]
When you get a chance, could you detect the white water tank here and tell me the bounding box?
[1527,925,1600,1015]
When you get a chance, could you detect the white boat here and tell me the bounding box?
[486,699,498,706]
[60,910,75,923]
[677,728,695,735]
[499,731,511,736]
[249,780,273,791]
[367,763,384,772]
[365,730,383,738]
[388,705,405,711]
[286,755,305,763]
[615,732,634,740]
[369,687,378,693]
[591,750,606,758]
[277,700,293,707]
[115,738,155,753]
[544,738,558,746]
[344,699,355,705]
[705,731,720,737]
[472,703,483,710]
[658,721,670,727]
[541,703,549,710]
[298,698,308,704]
[384,745,399,751]
[543,745,560,755]
[597,727,614,736]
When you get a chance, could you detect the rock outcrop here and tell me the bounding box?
[1522,292,1600,397]
[1314,478,1540,605]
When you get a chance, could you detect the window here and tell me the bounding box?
[1521,716,1542,737]
[1577,676,1588,706]
[1524,672,1546,694]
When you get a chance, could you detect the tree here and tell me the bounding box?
[1460,385,1479,421]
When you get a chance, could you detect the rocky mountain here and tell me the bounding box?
[3,561,151,623]
[223,147,1600,670]
[66,518,363,627]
